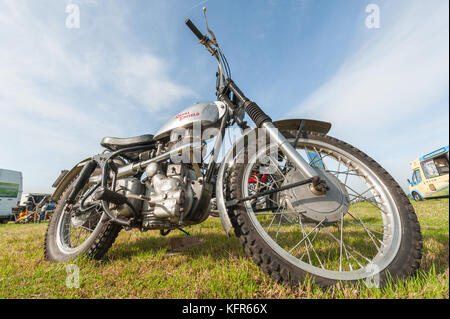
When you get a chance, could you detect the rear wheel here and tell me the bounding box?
[228,131,422,287]
[45,173,122,263]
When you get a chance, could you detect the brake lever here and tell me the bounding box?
[203,7,218,47]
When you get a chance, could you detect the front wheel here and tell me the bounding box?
[228,131,422,287]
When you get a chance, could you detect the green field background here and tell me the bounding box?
[0,198,448,299]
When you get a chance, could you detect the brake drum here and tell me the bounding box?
[282,168,350,223]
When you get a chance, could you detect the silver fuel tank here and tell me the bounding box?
[153,101,227,140]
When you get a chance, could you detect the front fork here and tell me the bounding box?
[261,122,316,178]
[224,80,327,192]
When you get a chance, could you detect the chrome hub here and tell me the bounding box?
[282,167,350,223]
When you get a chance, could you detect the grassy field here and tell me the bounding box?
[0,198,448,299]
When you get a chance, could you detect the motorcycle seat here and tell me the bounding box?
[101,134,154,151]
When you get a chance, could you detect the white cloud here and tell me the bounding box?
[118,54,194,112]
[289,1,449,132]
[0,1,194,192]
[287,1,449,192]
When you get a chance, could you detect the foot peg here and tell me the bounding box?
[94,187,128,206]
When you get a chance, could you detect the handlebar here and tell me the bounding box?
[185,19,205,41]
[185,17,271,128]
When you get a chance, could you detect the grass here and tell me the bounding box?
[0,198,448,299]
[255,201,389,272]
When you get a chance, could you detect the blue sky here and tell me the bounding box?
[0,0,448,194]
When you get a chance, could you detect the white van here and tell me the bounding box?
[0,169,23,223]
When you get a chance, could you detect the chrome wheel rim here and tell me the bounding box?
[242,138,402,281]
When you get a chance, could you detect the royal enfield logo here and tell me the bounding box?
[175,112,200,121]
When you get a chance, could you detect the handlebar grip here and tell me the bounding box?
[185,19,204,40]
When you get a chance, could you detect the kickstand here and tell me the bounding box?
[177,227,191,236]
[160,229,171,236]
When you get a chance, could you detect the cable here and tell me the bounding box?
[218,49,231,79]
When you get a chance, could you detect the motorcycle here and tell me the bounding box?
[45,10,422,287]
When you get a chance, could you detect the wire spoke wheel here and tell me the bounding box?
[229,131,422,286]
[45,170,122,263]
[55,186,103,254]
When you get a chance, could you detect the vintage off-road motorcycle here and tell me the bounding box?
[45,12,422,287]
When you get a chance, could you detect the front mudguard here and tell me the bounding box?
[215,118,332,236]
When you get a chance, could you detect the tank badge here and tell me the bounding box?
[176,112,200,121]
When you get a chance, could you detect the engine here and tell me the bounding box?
[108,161,202,229]
[141,162,198,228]
[104,127,209,229]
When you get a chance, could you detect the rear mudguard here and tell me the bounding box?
[216,118,332,236]
[51,157,93,202]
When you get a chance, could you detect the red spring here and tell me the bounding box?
[248,173,269,183]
